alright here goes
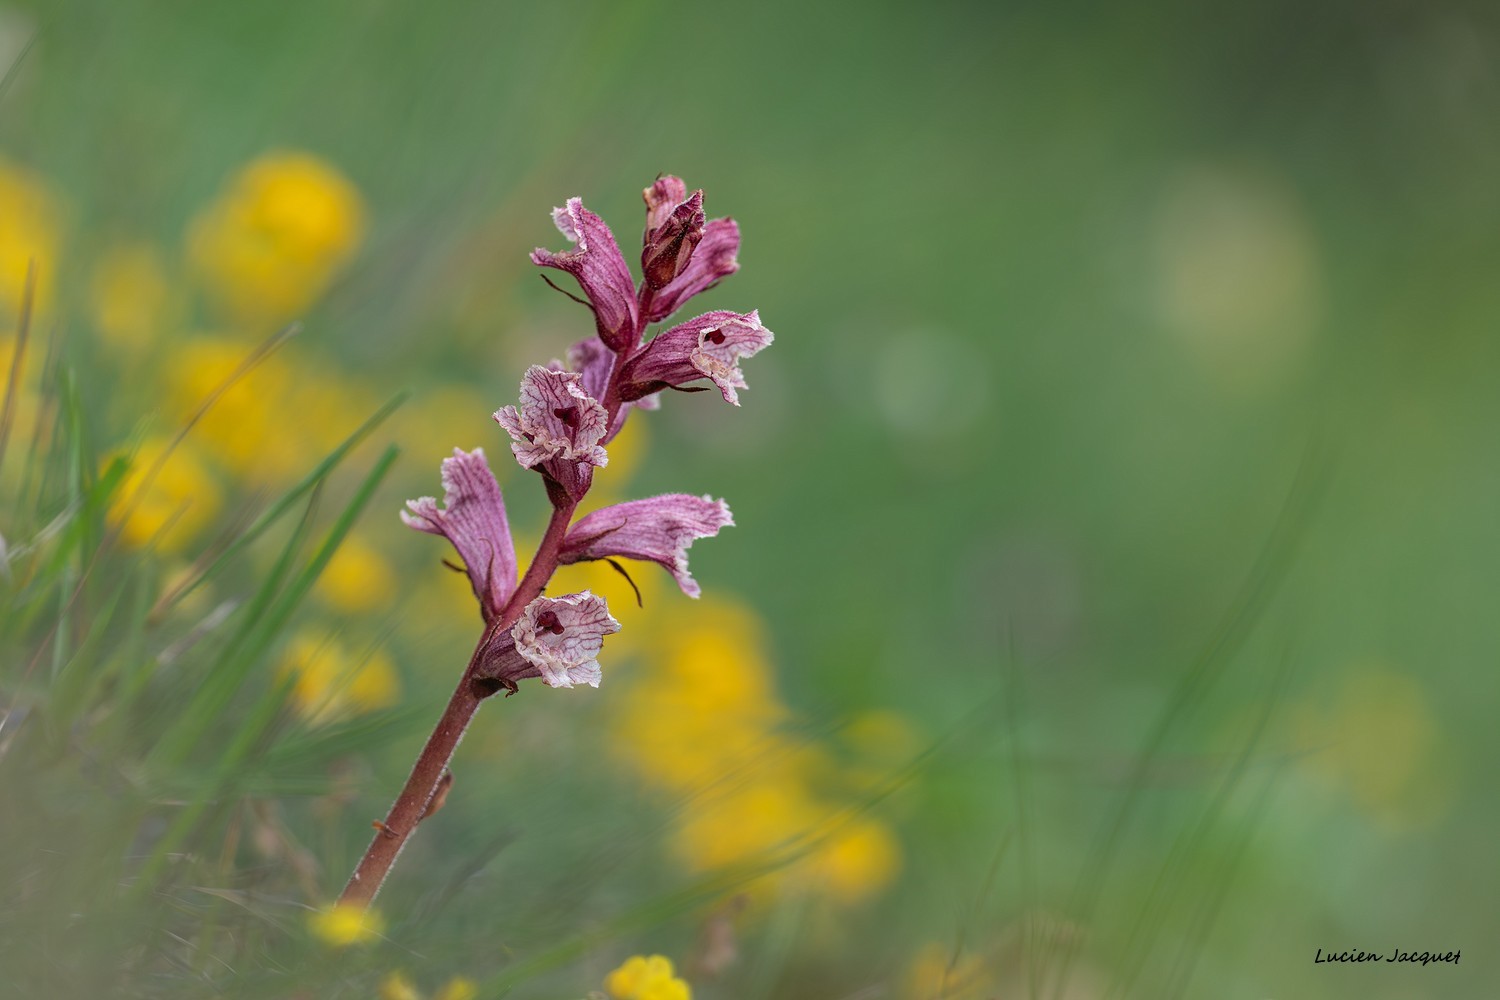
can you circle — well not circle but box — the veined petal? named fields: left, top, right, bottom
left=567, top=336, right=659, bottom=442
left=617, top=310, right=773, bottom=406
left=531, top=197, right=640, bottom=352
left=494, top=365, right=610, bottom=469
left=566, top=337, right=615, bottom=404
left=511, top=592, right=621, bottom=688
left=560, top=493, right=733, bottom=598
left=646, top=217, right=740, bottom=323
left=401, top=448, right=517, bottom=621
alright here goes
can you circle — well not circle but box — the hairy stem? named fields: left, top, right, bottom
left=338, top=500, right=577, bottom=907
left=340, top=276, right=651, bottom=906
left=337, top=650, right=485, bottom=907
left=499, top=500, right=577, bottom=624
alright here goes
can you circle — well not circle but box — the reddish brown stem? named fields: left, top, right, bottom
left=338, top=501, right=577, bottom=907
left=499, top=501, right=577, bottom=624
left=340, top=273, right=655, bottom=907
left=338, top=656, right=483, bottom=907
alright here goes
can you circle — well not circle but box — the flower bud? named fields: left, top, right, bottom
left=641, top=189, right=705, bottom=291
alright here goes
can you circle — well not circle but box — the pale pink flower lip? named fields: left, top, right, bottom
left=494, top=365, right=610, bottom=470
left=401, top=447, right=517, bottom=623
left=560, top=494, right=734, bottom=599
left=532, top=197, right=640, bottom=352
left=616, top=310, right=773, bottom=406
left=509, top=592, right=620, bottom=688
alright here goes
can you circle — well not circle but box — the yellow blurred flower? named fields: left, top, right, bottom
left=109, top=436, right=223, bottom=553
left=604, top=954, right=691, bottom=1000
left=161, top=334, right=371, bottom=483
left=308, top=902, right=383, bottom=947
left=379, top=972, right=423, bottom=1000
left=315, top=531, right=397, bottom=614
left=162, top=335, right=299, bottom=479
left=188, top=150, right=365, bottom=324
left=813, top=817, right=902, bottom=905
left=1152, top=164, right=1321, bottom=390
left=278, top=630, right=400, bottom=726
left=433, top=978, right=477, bottom=1000
left=90, top=242, right=175, bottom=352
left=379, top=973, right=476, bottom=1000
left=1294, top=664, right=1457, bottom=831
left=0, top=156, right=62, bottom=315
left=674, top=779, right=820, bottom=878
left=611, top=599, right=784, bottom=790
left=609, top=593, right=903, bottom=905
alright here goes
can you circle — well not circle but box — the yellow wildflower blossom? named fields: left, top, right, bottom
left=308, top=902, right=383, bottom=947
left=608, top=592, right=903, bottom=905
left=90, top=242, right=175, bottom=352
left=0, top=156, right=62, bottom=314
left=673, top=779, right=820, bottom=879
left=379, top=973, right=475, bottom=1000
left=604, top=954, right=691, bottom=1000
left=379, top=972, right=423, bottom=1000
left=188, top=151, right=365, bottom=324
left=1294, top=664, right=1457, bottom=831
left=433, top=978, right=477, bottom=1000
left=813, top=817, right=902, bottom=905
left=161, top=334, right=368, bottom=483
left=315, top=531, right=397, bottom=614
left=109, top=436, right=223, bottom=554
left=162, top=335, right=298, bottom=479
left=278, top=631, right=400, bottom=726
left=611, top=597, right=784, bottom=788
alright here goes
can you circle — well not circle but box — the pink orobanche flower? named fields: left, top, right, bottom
left=560, top=494, right=734, bottom=599
left=532, top=198, right=640, bottom=352
left=344, top=174, right=769, bottom=910
left=471, top=593, right=622, bottom=691
left=616, top=310, right=774, bottom=405
left=402, top=456, right=618, bottom=691
left=494, top=365, right=611, bottom=468
left=401, top=448, right=517, bottom=623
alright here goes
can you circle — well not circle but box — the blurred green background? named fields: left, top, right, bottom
left=1, top=0, right=1497, bottom=997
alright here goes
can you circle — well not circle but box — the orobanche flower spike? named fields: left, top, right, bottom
left=340, top=176, right=772, bottom=908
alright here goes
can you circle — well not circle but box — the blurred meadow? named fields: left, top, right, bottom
left=1, top=1, right=1498, bottom=997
